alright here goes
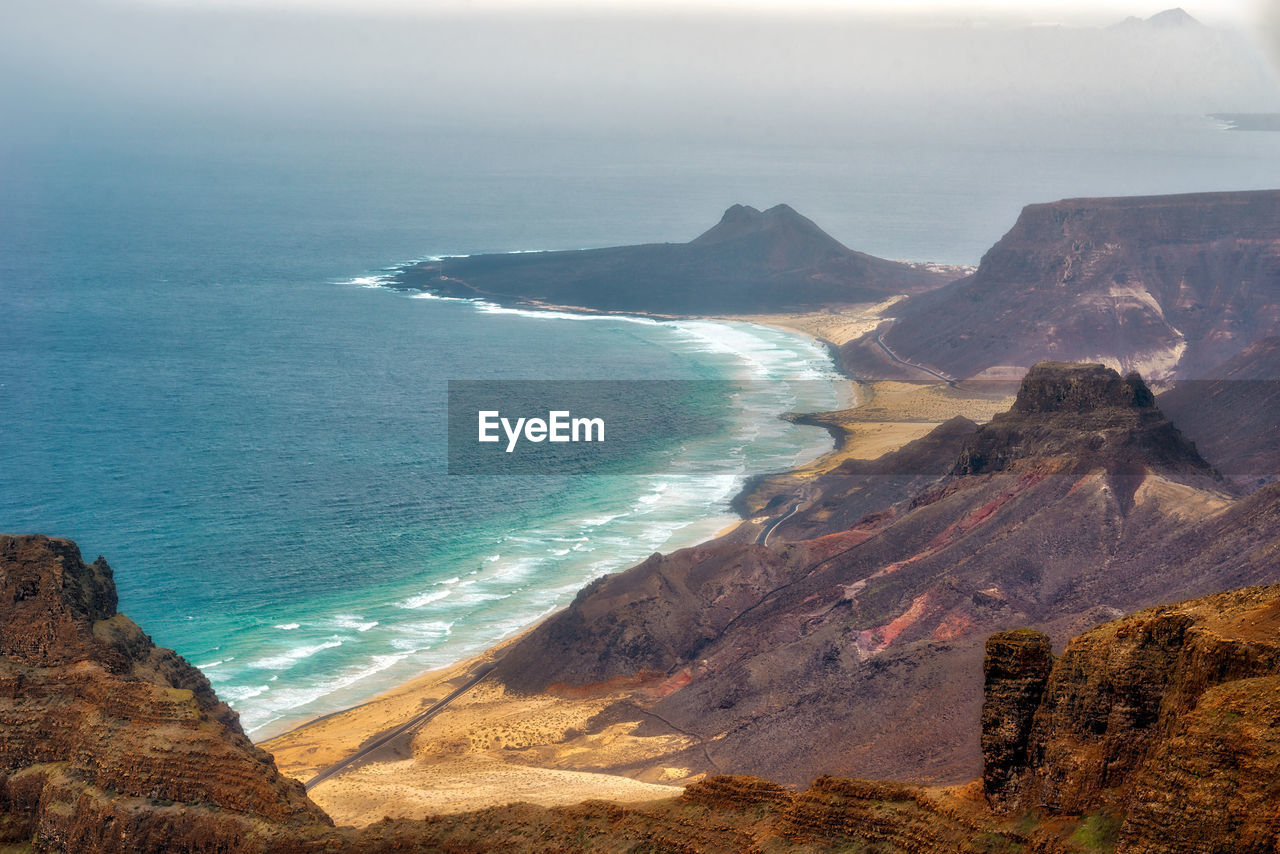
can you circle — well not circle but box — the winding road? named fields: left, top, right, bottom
left=758, top=498, right=803, bottom=546
left=874, top=328, right=957, bottom=385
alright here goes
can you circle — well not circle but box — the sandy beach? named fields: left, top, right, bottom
left=263, top=633, right=693, bottom=824
left=262, top=300, right=1014, bottom=824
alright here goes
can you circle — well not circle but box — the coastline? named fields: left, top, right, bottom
left=229, top=288, right=849, bottom=741
left=261, top=295, right=1016, bottom=822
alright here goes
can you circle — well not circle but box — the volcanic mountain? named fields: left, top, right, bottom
left=395, top=204, right=955, bottom=314
left=493, top=363, right=1280, bottom=785
left=841, top=189, right=1280, bottom=382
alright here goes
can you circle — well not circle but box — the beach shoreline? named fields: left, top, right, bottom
left=261, top=298, right=1015, bottom=823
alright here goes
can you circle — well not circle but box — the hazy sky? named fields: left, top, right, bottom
left=134, top=0, right=1257, bottom=25
left=3, top=0, right=1277, bottom=148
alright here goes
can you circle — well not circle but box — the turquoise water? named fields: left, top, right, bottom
left=3, top=113, right=1277, bottom=736
left=0, top=146, right=848, bottom=735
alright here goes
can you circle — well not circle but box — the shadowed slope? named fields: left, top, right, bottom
left=1159, top=336, right=1280, bottom=490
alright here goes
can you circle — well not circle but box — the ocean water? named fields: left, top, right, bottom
left=2, top=113, right=1277, bottom=737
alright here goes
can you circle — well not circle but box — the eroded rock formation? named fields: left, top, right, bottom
left=983, top=584, right=1280, bottom=853
left=0, top=535, right=329, bottom=851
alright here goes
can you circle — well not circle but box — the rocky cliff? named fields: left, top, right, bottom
left=982, top=584, right=1280, bottom=853
left=953, top=362, right=1214, bottom=485
left=0, top=535, right=331, bottom=851
left=842, top=189, right=1280, bottom=381
left=396, top=203, right=954, bottom=314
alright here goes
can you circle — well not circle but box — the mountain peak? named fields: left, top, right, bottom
left=1147, top=7, right=1200, bottom=27
left=1011, top=362, right=1154, bottom=416
left=954, top=362, right=1212, bottom=479
left=690, top=202, right=850, bottom=253
left=1111, top=7, right=1203, bottom=31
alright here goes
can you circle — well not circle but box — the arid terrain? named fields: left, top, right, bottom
left=4, top=532, right=1279, bottom=852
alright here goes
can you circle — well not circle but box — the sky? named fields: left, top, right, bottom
left=135, top=0, right=1257, bottom=25
left=2, top=0, right=1276, bottom=149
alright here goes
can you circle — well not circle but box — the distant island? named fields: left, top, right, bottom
left=1210, top=112, right=1280, bottom=132
left=396, top=203, right=961, bottom=315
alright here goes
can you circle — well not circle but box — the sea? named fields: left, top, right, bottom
left=2, top=113, right=1277, bottom=738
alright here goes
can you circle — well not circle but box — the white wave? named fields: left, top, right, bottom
left=388, top=620, right=455, bottom=650
left=195, top=659, right=223, bottom=669
left=454, top=590, right=512, bottom=606
left=344, top=275, right=392, bottom=289
left=247, top=637, right=345, bottom=671
left=274, top=623, right=300, bottom=630
left=240, top=650, right=420, bottom=735
left=579, top=514, right=622, bottom=527
left=333, top=615, right=380, bottom=632
left=409, top=291, right=480, bottom=304
left=471, top=301, right=660, bottom=325
left=222, top=683, right=272, bottom=702
left=397, top=589, right=452, bottom=609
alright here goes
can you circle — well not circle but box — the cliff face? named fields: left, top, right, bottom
left=495, top=363, right=1268, bottom=785
left=982, top=584, right=1280, bottom=853
left=980, top=629, right=1053, bottom=812
left=843, top=189, right=1280, bottom=381
left=0, top=535, right=330, bottom=851
left=396, top=203, right=954, bottom=314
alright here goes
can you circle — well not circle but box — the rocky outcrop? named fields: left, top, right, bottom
left=681, top=774, right=793, bottom=810
left=842, top=189, right=1280, bottom=381
left=396, top=203, right=954, bottom=314
left=777, top=777, right=1025, bottom=852
left=1120, top=676, right=1280, bottom=853
left=0, top=535, right=330, bottom=851
left=983, top=584, right=1280, bottom=853
left=953, top=362, right=1215, bottom=486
